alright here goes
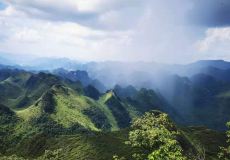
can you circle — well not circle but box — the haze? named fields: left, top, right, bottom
left=0, top=0, right=230, bottom=64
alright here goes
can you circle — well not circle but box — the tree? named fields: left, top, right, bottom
left=218, top=122, right=230, bottom=160
left=115, top=111, right=187, bottom=160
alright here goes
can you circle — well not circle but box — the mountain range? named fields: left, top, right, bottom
left=1, top=56, right=230, bottom=130
left=1, top=57, right=230, bottom=159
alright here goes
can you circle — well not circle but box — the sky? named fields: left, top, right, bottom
left=0, top=0, right=230, bottom=64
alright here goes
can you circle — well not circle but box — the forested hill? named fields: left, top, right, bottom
left=0, top=65, right=229, bottom=159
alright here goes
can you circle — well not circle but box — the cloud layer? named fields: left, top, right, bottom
left=0, top=0, right=230, bottom=63
left=188, top=0, right=230, bottom=27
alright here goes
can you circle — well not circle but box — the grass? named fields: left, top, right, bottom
left=44, top=130, right=133, bottom=160
left=16, top=105, right=41, bottom=122
left=52, top=87, right=121, bottom=131
left=181, top=126, right=227, bottom=160
left=52, top=93, right=98, bottom=130
left=13, top=129, right=134, bottom=160
left=98, top=91, right=114, bottom=104
left=95, top=102, right=119, bottom=131
left=2, top=87, right=133, bottom=159
left=15, top=86, right=121, bottom=132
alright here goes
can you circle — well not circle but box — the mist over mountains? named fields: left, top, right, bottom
left=1, top=54, right=230, bottom=159
left=1, top=54, right=230, bottom=130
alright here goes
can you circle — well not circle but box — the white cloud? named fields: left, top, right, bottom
left=192, top=27, right=230, bottom=61
left=1, top=0, right=228, bottom=63
left=4, top=0, right=99, bottom=13
left=0, top=1, right=139, bottom=61
left=0, top=4, right=26, bottom=17
left=196, top=27, right=230, bottom=52
left=0, top=6, right=133, bottom=61
left=2, top=0, right=140, bottom=24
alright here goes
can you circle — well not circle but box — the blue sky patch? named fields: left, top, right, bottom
left=0, top=2, right=7, bottom=10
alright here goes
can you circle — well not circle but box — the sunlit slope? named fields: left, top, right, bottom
left=3, top=110, right=226, bottom=160
left=0, top=71, right=62, bottom=109
left=0, top=69, right=182, bottom=132
left=16, top=85, right=120, bottom=131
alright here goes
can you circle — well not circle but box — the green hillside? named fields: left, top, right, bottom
left=0, top=69, right=228, bottom=159
left=15, top=86, right=120, bottom=132
left=182, top=127, right=227, bottom=160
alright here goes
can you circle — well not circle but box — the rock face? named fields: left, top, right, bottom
left=53, top=69, right=106, bottom=92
